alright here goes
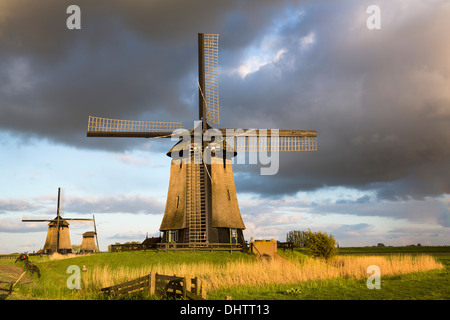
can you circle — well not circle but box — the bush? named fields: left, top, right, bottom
left=303, top=229, right=338, bottom=260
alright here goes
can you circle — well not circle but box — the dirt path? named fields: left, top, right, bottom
left=0, top=264, right=33, bottom=300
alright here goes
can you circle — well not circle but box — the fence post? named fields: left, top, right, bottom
left=193, top=277, right=198, bottom=295
left=201, top=284, right=207, bottom=299
left=183, top=276, right=191, bottom=299
left=148, top=272, right=156, bottom=296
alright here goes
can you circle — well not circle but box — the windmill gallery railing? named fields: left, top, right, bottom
left=110, top=243, right=156, bottom=252
left=157, top=242, right=245, bottom=252
left=101, top=272, right=207, bottom=300
left=110, top=242, right=246, bottom=252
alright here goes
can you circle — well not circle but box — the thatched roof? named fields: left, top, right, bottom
left=142, top=236, right=162, bottom=245
left=166, top=139, right=237, bottom=159
left=82, top=231, right=96, bottom=237
left=48, top=216, right=69, bottom=227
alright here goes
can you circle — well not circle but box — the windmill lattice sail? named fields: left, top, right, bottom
left=228, top=135, right=317, bottom=152
left=202, top=34, right=220, bottom=125
left=214, top=129, right=317, bottom=152
left=87, top=116, right=183, bottom=137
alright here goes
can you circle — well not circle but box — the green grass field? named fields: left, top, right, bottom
left=208, top=247, right=450, bottom=300
left=209, top=254, right=450, bottom=300
left=1, top=246, right=449, bottom=300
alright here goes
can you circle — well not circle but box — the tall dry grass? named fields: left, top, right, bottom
left=82, top=254, right=443, bottom=292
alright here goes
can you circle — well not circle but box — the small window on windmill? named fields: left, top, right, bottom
left=176, top=196, right=180, bottom=209
left=227, top=190, right=231, bottom=201
left=167, top=230, right=178, bottom=242
left=230, top=229, right=237, bottom=244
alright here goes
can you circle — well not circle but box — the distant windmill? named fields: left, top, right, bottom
left=87, top=33, right=317, bottom=248
left=78, top=215, right=100, bottom=253
left=22, top=188, right=97, bottom=254
left=80, top=231, right=98, bottom=253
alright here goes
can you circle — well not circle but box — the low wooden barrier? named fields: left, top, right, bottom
left=110, top=244, right=156, bottom=252
left=156, top=242, right=244, bottom=253
left=277, top=242, right=294, bottom=251
left=0, top=255, right=20, bottom=260
left=101, top=272, right=207, bottom=300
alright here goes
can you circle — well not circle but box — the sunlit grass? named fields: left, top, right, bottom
left=6, top=249, right=445, bottom=300
left=82, top=251, right=443, bottom=294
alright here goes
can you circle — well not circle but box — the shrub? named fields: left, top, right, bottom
left=303, top=229, right=338, bottom=260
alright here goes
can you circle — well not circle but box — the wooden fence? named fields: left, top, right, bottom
left=110, top=242, right=246, bottom=253
left=110, top=244, right=156, bottom=252
left=156, top=242, right=245, bottom=253
left=0, top=255, right=20, bottom=260
left=277, top=242, right=294, bottom=251
left=100, top=272, right=207, bottom=300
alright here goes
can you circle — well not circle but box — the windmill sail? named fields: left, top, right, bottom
left=59, top=188, right=65, bottom=217
left=220, top=129, right=317, bottom=152
left=87, top=116, right=183, bottom=138
left=200, top=34, right=220, bottom=125
left=230, top=135, right=318, bottom=152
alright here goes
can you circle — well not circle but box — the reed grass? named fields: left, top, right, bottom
left=82, top=252, right=443, bottom=293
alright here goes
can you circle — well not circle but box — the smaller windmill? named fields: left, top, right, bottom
left=80, top=231, right=98, bottom=253
left=22, top=188, right=97, bottom=254
left=80, top=215, right=100, bottom=253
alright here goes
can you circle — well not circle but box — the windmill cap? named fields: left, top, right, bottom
left=48, top=216, right=70, bottom=226
left=166, top=139, right=237, bottom=159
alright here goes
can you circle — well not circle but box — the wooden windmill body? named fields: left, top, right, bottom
left=87, top=34, right=317, bottom=248
left=80, top=231, right=98, bottom=253
left=43, top=216, right=72, bottom=254
left=23, top=188, right=97, bottom=254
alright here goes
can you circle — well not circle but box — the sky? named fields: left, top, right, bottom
left=1, top=0, right=449, bottom=253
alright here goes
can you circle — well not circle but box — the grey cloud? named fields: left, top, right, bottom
left=226, top=1, right=450, bottom=200
left=107, top=231, right=147, bottom=241
left=0, top=217, right=47, bottom=233
left=0, top=198, right=39, bottom=213
left=0, top=0, right=294, bottom=151
left=336, top=195, right=372, bottom=205
left=0, top=193, right=165, bottom=219
left=335, top=223, right=372, bottom=233
left=65, top=194, right=165, bottom=214
left=1, top=0, right=449, bottom=202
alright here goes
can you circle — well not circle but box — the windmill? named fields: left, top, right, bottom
left=22, top=188, right=97, bottom=254
left=78, top=215, right=100, bottom=253
left=87, top=33, right=317, bottom=248
left=80, top=231, right=98, bottom=253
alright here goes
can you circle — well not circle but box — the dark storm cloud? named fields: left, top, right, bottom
left=1, top=0, right=449, bottom=200
left=226, top=1, right=450, bottom=200
left=0, top=0, right=293, bottom=151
